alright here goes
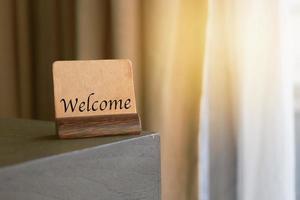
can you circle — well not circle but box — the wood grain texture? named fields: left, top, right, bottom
left=56, top=113, right=141, bottom=139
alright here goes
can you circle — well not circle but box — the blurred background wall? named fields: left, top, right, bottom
left=0, top=0, right=207, bottom=199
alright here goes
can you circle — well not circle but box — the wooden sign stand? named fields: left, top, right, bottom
left=53, top=60, right=142, bottom=139
left=56, top=114, right=141, bottom=139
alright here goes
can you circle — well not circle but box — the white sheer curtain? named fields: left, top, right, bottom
left=200, top=0, right=295, bottom=199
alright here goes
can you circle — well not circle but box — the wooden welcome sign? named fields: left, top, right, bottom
left=52, top=59, right=141, bottom=139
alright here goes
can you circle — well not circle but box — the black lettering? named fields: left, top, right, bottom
left=79, top=102, right=86, bottom=112
left=100, top=100, right=107, bottom=111
left=124, top=98, right=131, bottom=109
left=87, top=93, right=95, bottom=112
left=60, top=98, right=78, bottom=112
left=59, top=94, right=133, bottom=113
left=108, top=99, right=123, bottom=110
left=92, top=100, right=98, bottom=111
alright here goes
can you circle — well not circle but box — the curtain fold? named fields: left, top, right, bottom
left=201, top=0, right=295, bottom=199
left=31, top=0, right=71, bottom=120
left=0, top=0, right=19, bottom=117
left=142, top=0, right=207, bottom=199
left=15, top=0, right=33, bottom=118
left=76, top=0, right=110, bottom=59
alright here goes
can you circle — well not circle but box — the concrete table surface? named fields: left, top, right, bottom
left=0, top=118, right=160, bottom=200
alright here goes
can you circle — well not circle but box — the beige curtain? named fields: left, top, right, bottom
left=0, top=0, right=207, bottom=199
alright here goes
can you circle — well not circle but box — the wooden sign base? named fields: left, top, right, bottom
left=56, top=113, right=141, bottom=139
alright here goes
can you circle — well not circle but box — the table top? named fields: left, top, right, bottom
left=0, top=118, right=153, bottom=168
